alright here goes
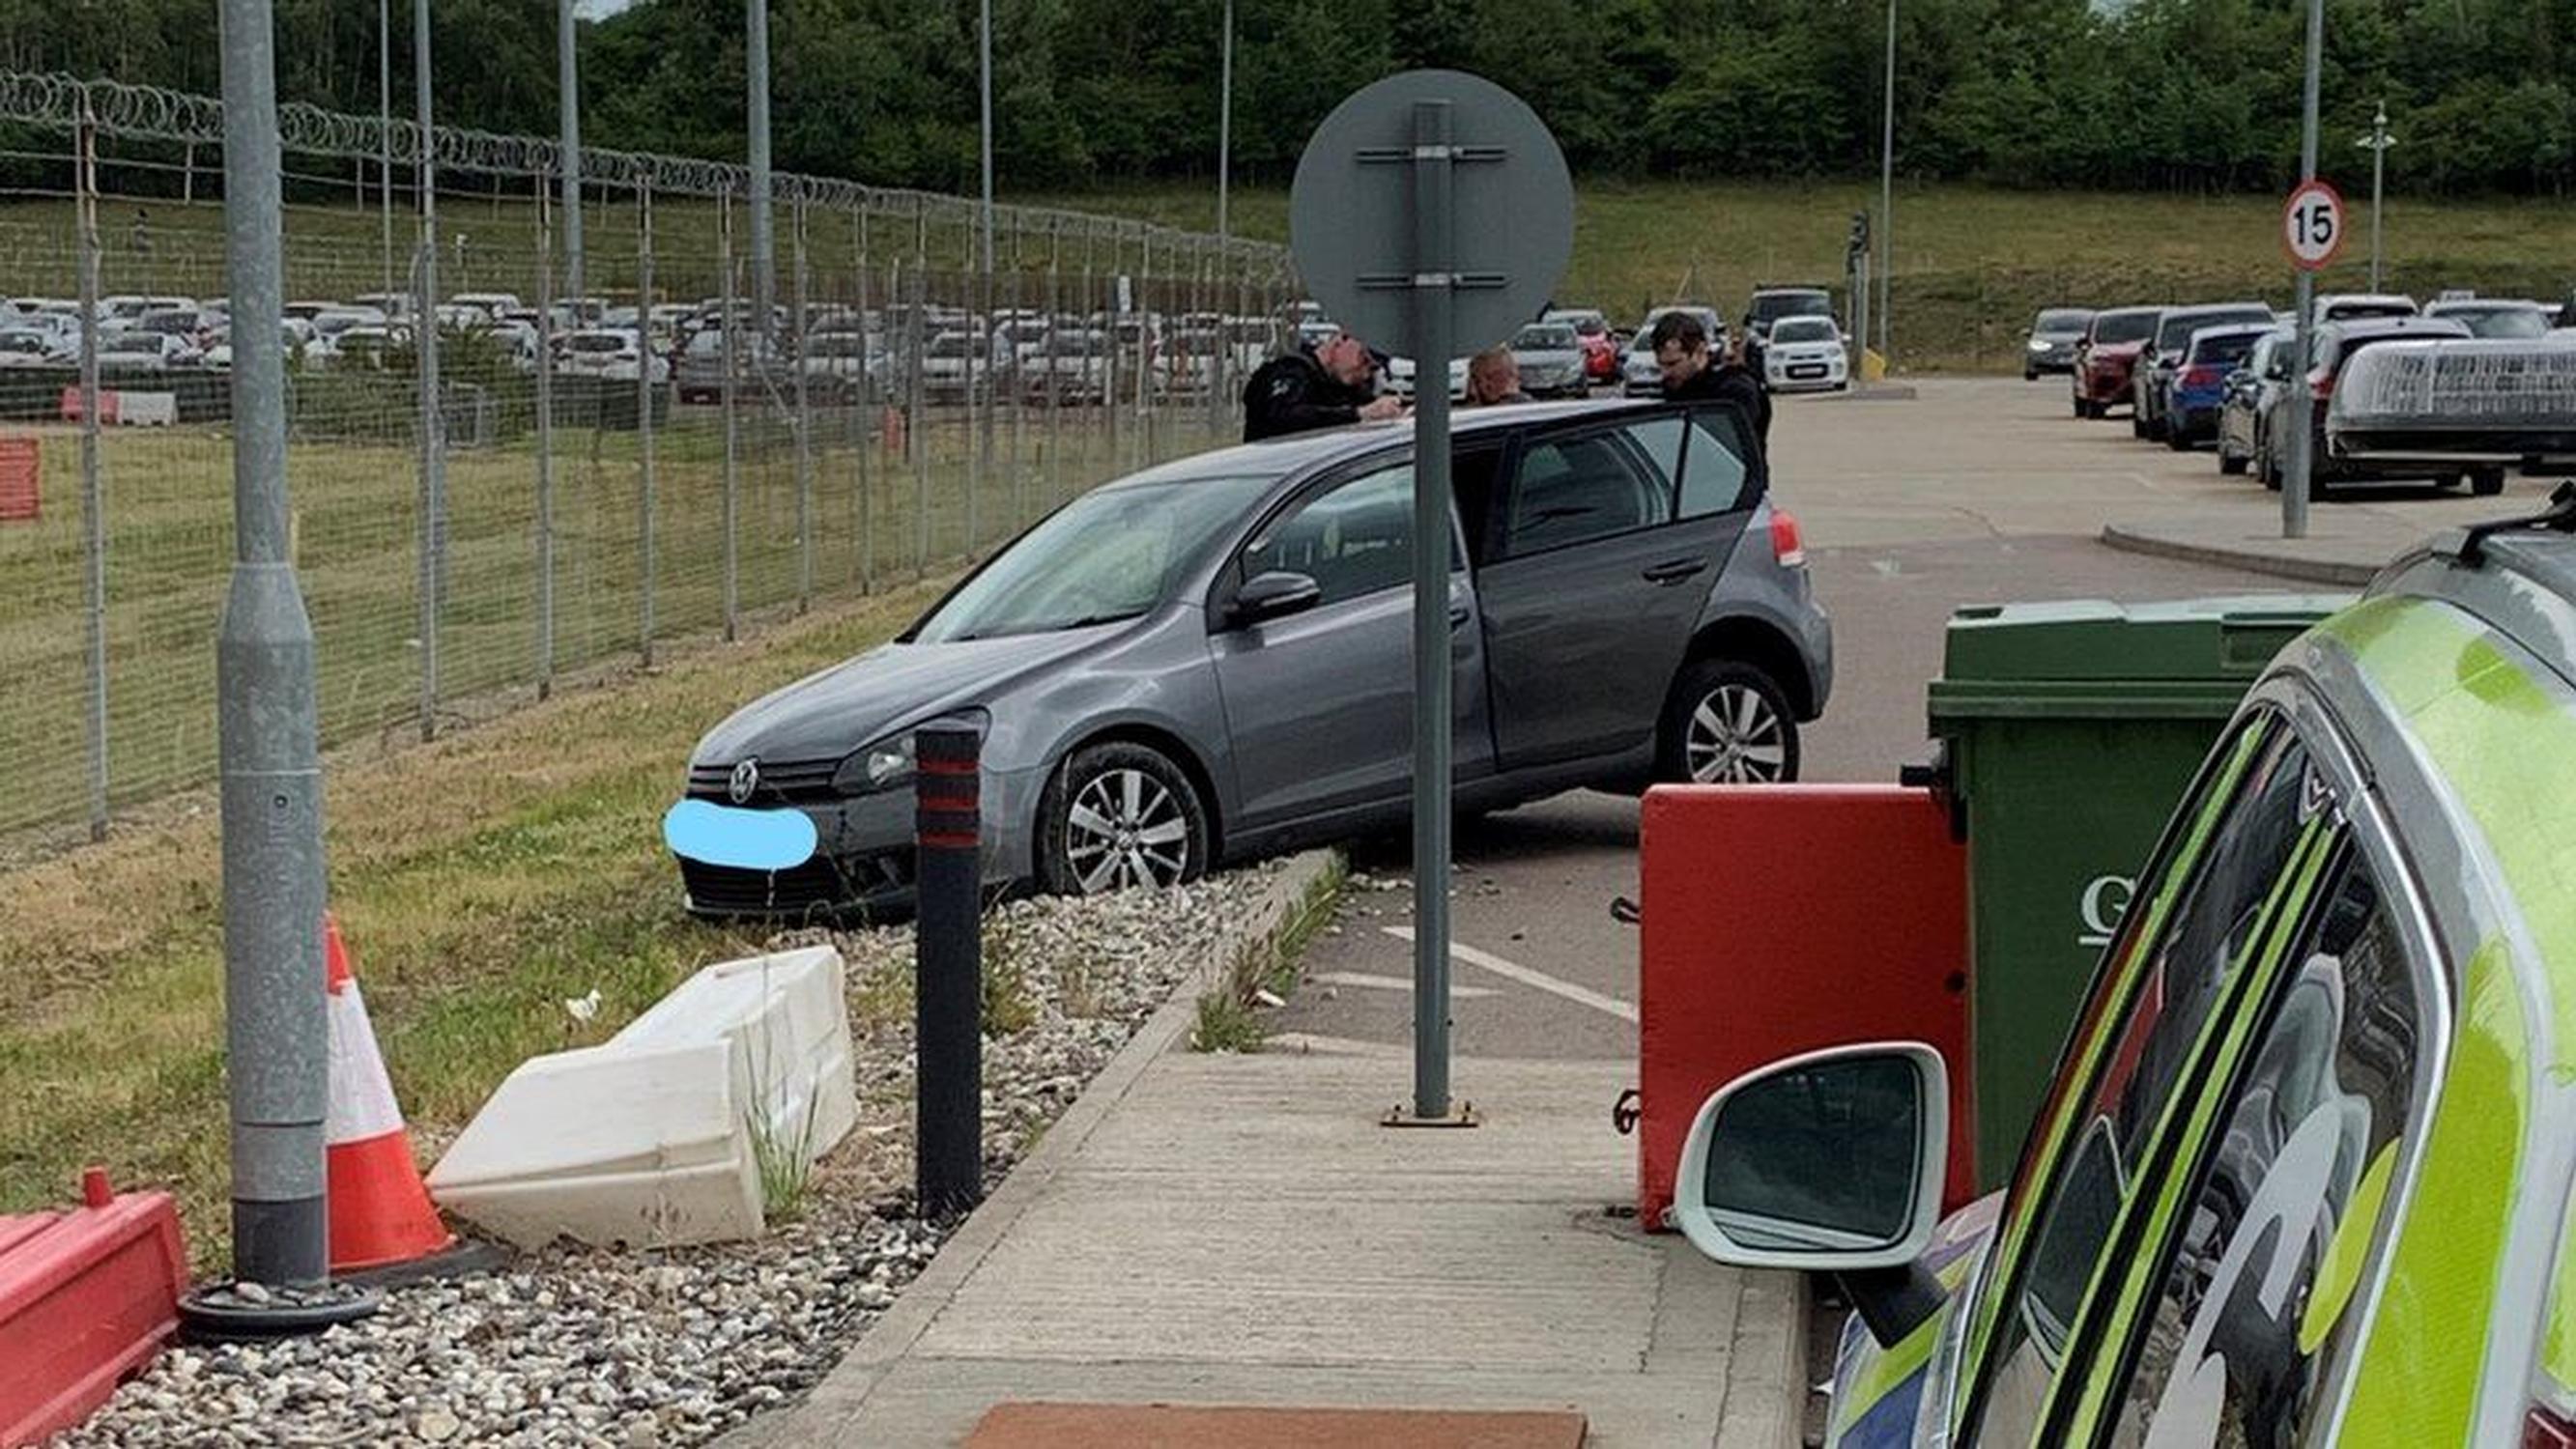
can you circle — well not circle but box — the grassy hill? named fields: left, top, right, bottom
left=1039, top=179, right=2576, bottom=372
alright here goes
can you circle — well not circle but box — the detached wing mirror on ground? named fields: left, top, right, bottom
left=1674, top=1041, right=1950, bottom=1348
left=1230, top=570, right=1324, bottom=627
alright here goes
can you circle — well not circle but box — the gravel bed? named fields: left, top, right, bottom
left=54, top=866, right=1289, bottom=1449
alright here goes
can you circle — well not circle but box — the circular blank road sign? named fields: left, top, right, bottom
left=1289, top=69, right=1574, bottom=360
left=2282, top=178, right=2348, bottom=271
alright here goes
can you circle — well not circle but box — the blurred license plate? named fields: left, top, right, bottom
left=1789, top=364, right=1826, bottom=380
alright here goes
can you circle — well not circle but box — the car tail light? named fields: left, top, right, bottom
left=1769, top=509, right=1807, bottom=569
left=2525, top=1406, right=2576, bottom=1448
left=2182, top=365, right=2222, bottom=389
left=2312, top=371, right=2335, bottom=403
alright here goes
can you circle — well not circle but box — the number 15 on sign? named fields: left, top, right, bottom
left=2282, top=179, right=2347, bottom=270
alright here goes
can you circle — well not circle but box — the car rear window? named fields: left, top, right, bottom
left=2187, top=331, right=2262, bottom=366
left=2093, top=311, right=2159, bottom=345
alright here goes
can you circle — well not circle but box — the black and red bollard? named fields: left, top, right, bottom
left=913, top=721, right=984, bottom=1219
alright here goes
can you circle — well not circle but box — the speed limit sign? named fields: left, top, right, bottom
left=2282, top=179, right=2347, bottom=270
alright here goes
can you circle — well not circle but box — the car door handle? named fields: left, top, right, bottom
left=1448, top=603, right=1472, bottom=629
left=1642, top=558, right=1707, bottom=585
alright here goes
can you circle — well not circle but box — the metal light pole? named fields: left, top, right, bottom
left=2358, top=101, right=2396, bottom=293
left=980, top=0, right=995, bottom=274
left=746, top=0, right=775, bottom=336
left=1876, top=0, right=1896, bottom=366
left=2284, top=0, right=2325, bottom=541
left=1216, top=0, right=1233, bottom=244
left=558, top=0, right=584, bottom=304
left=200, top=0, right=373, bottom=1331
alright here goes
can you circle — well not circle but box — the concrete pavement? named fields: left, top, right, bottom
left=744, top=864, right=1803, bottom=1447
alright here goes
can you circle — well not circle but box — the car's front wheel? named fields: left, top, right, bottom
left=1037, top=741, right=1210, bottom=896
left=1659, top=660, right=1800, bottom=785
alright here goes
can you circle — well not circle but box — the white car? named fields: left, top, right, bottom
left=1384, top=354, right=1467, bottom=402
left=203, top=321, right=317, bottom=371
left=450, top=292, right=524, bottom=325
left=557, top=328, right=670, bottom=384
left=1507, top=322, right=1589, bottom=398
left=0, top=328, right=65, bottom=367
left=98, top=331, right=195, bottom=371
left=1761, top=316, right=1850, bottom=392
left=799, top=329, right=886, bottom=399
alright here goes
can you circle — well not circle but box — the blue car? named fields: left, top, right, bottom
left=2161, top=322, right=2272, bottom=451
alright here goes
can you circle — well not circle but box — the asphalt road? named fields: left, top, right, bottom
left=1267, top=375, right=2341, bottom=1065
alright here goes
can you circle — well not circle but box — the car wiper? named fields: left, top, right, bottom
left=942, top=611, right=1145, bottom=643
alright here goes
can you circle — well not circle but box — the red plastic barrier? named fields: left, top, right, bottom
left=1637, top=784, right=1973, bottom=1230
left=0, top=438, right=36, bottom=524
left=56, top=388, right=118, bottom=426
left=0, top=1169, right=186, bottom=1446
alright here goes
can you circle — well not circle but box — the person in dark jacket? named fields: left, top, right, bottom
left=1649, top=311, right=1770, bottom=450
left=1243, top=330, right=1405, bottom=441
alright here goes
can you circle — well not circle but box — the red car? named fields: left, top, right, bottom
left=1546, top=308, right=1620, bottom=384
left=2072, top=305, right=2161, bottom=418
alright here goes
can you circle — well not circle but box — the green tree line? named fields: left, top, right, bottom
left=5, top=0, right=2575, bottom=196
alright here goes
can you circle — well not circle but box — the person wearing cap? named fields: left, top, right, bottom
left=1243, top=329, right=1405, bottom=441
left=1465, top=345, right=1529, bottom=406
left=1650, top=311, right=1770, bottom=450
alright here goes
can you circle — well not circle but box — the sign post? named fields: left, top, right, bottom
left=2280, top=173, right=2344, bottom=541
left=1289, top=71, right=1572, bottom=1125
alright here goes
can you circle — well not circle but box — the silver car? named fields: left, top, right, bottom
left=674, top=398, right=1834, bottom=916
left=1508, top=322, right=1588, bottom=398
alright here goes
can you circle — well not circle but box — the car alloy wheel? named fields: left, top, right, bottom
left=1685, top=683, right=1790, bottom=783
left=1040, top=741, right=1210, bottom=897
left=1066, top=769, right=1188, bottom=893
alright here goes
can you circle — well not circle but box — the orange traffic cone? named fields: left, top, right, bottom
left=323, top=915, right=455, bottom=1273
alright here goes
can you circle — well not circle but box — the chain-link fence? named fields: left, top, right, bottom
left=0, top=72, right=1295, bottom=845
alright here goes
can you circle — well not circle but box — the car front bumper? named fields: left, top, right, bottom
left=674, top=763, right=1045, bottom=919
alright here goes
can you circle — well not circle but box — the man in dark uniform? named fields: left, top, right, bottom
left=1649, top=311, right=1771, bottom=451
left=1243, top=329, right=1406, bottom=441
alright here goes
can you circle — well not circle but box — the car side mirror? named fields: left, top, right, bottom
left=1230, top=570, right=1322, bottom=627
left=1676, top=1041, right=1949, bottom=1347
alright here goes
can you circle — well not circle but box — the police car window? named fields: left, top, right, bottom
left=1499, top=430, right=1672, bottom=557
left=1678, top=412, right=1754, bottom=519
left=2108, top=850, right=2419, bottom=1449
left=1974, top=732, right=2317, bottom=1444
left=1240, top=462, right=1437, bottom=607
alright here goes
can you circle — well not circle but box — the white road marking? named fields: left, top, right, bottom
left=1381, top=926, right=1639, bottom=1024
left=1311, top=970, right=1497, bottom=999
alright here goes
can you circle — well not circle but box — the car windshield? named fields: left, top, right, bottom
left=2158, top=308, right=2269, bottom=353
left=0, top=332, right=45, bottom=353
left=1751, top=292, right=1830, bottom=323
left=1771, top=318, right=1839, bottom=344
left=1047, top=330, right=1107, bottom=355
left=570, top=334, right=626, bottom=354
left=911, top=472, right=1280, bottom=643
left=2036, top=308, right=2093, bottom=332
left=1550, top=312, right=1607, bottom=335
left=1515, top=325, right=1577, bottom=350
left=929, top=332, right=977, bottom=358
left=2093, top=311, right=2159, bottom=345
left=2328, top=301, right=2415, bottom=321
left=809, top=333, right=870, bottom=355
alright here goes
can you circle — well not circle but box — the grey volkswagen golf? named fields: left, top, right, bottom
left=673, top=398, right=1832, bottom=917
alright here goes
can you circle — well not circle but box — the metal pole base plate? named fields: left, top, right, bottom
left=1382, top=1102, right=1481, bottom=1128
left=178, top=1278, right=380, bottom=1342
left=334, top=1236, right=513, bottom=1292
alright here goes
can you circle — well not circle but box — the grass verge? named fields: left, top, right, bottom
left=1188, top=852, right=1345, bottom=1054
left=0, top=575, right=953, bottom=1271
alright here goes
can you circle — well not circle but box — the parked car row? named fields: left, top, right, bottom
left=2043, top=293, right=2576, bottom=499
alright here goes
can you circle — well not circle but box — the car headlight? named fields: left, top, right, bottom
left=2028, top=338, right=2049, bottom=352
left=830, top=709, right=988, bottom=797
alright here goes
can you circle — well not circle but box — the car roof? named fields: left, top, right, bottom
left=2327, top=316, right=2471, bottom=344
left=2163, top=303, right=2269, bottom=321
left=1104, top=398, right=1689, bottom=487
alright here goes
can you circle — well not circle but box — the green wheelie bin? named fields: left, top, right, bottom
left=1915, top=595, right=2346, bottom=1188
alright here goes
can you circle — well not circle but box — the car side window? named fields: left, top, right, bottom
left=1497, top=427, right=1672, bottom=559
left=1678, top=412, right=1755, bottom=519
left=2104, top=847, right=2421, bottom=1449
left=1238, top=462, right=1417, bottom=607
left=1970, top=730, right=2320, bottom=1444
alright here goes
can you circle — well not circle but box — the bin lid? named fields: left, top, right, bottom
left=1931, top=595, right=2352, bottom=718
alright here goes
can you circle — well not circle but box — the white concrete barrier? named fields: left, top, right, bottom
left=114, top=392, right=177, bottom=426
left=425, top=945, right=859, bottom=1249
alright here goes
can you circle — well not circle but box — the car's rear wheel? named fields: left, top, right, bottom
left=2472, top=467, right=2507, bottom=497
left=1659, top=660, right=1800, bottom=785
left=2218, top=448, right=2248, bottom=476
left=1038, top=742, right=1210, bottom=896
left=2072, top=393, right=2088, bottom=418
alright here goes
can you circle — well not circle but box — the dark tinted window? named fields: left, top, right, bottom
left=2159, top=308, right=2272, bottom=354
left=2187, top=331, right=2263, bottom=367
left=2110, top=850, right=2420, bottom=1447
left=2093, top=311, right=2161, bottom=346
left=2037, top=309, right=2095, bottom=332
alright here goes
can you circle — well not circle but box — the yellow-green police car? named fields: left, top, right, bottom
left=1673, top=495, right=2576, bottom=1448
